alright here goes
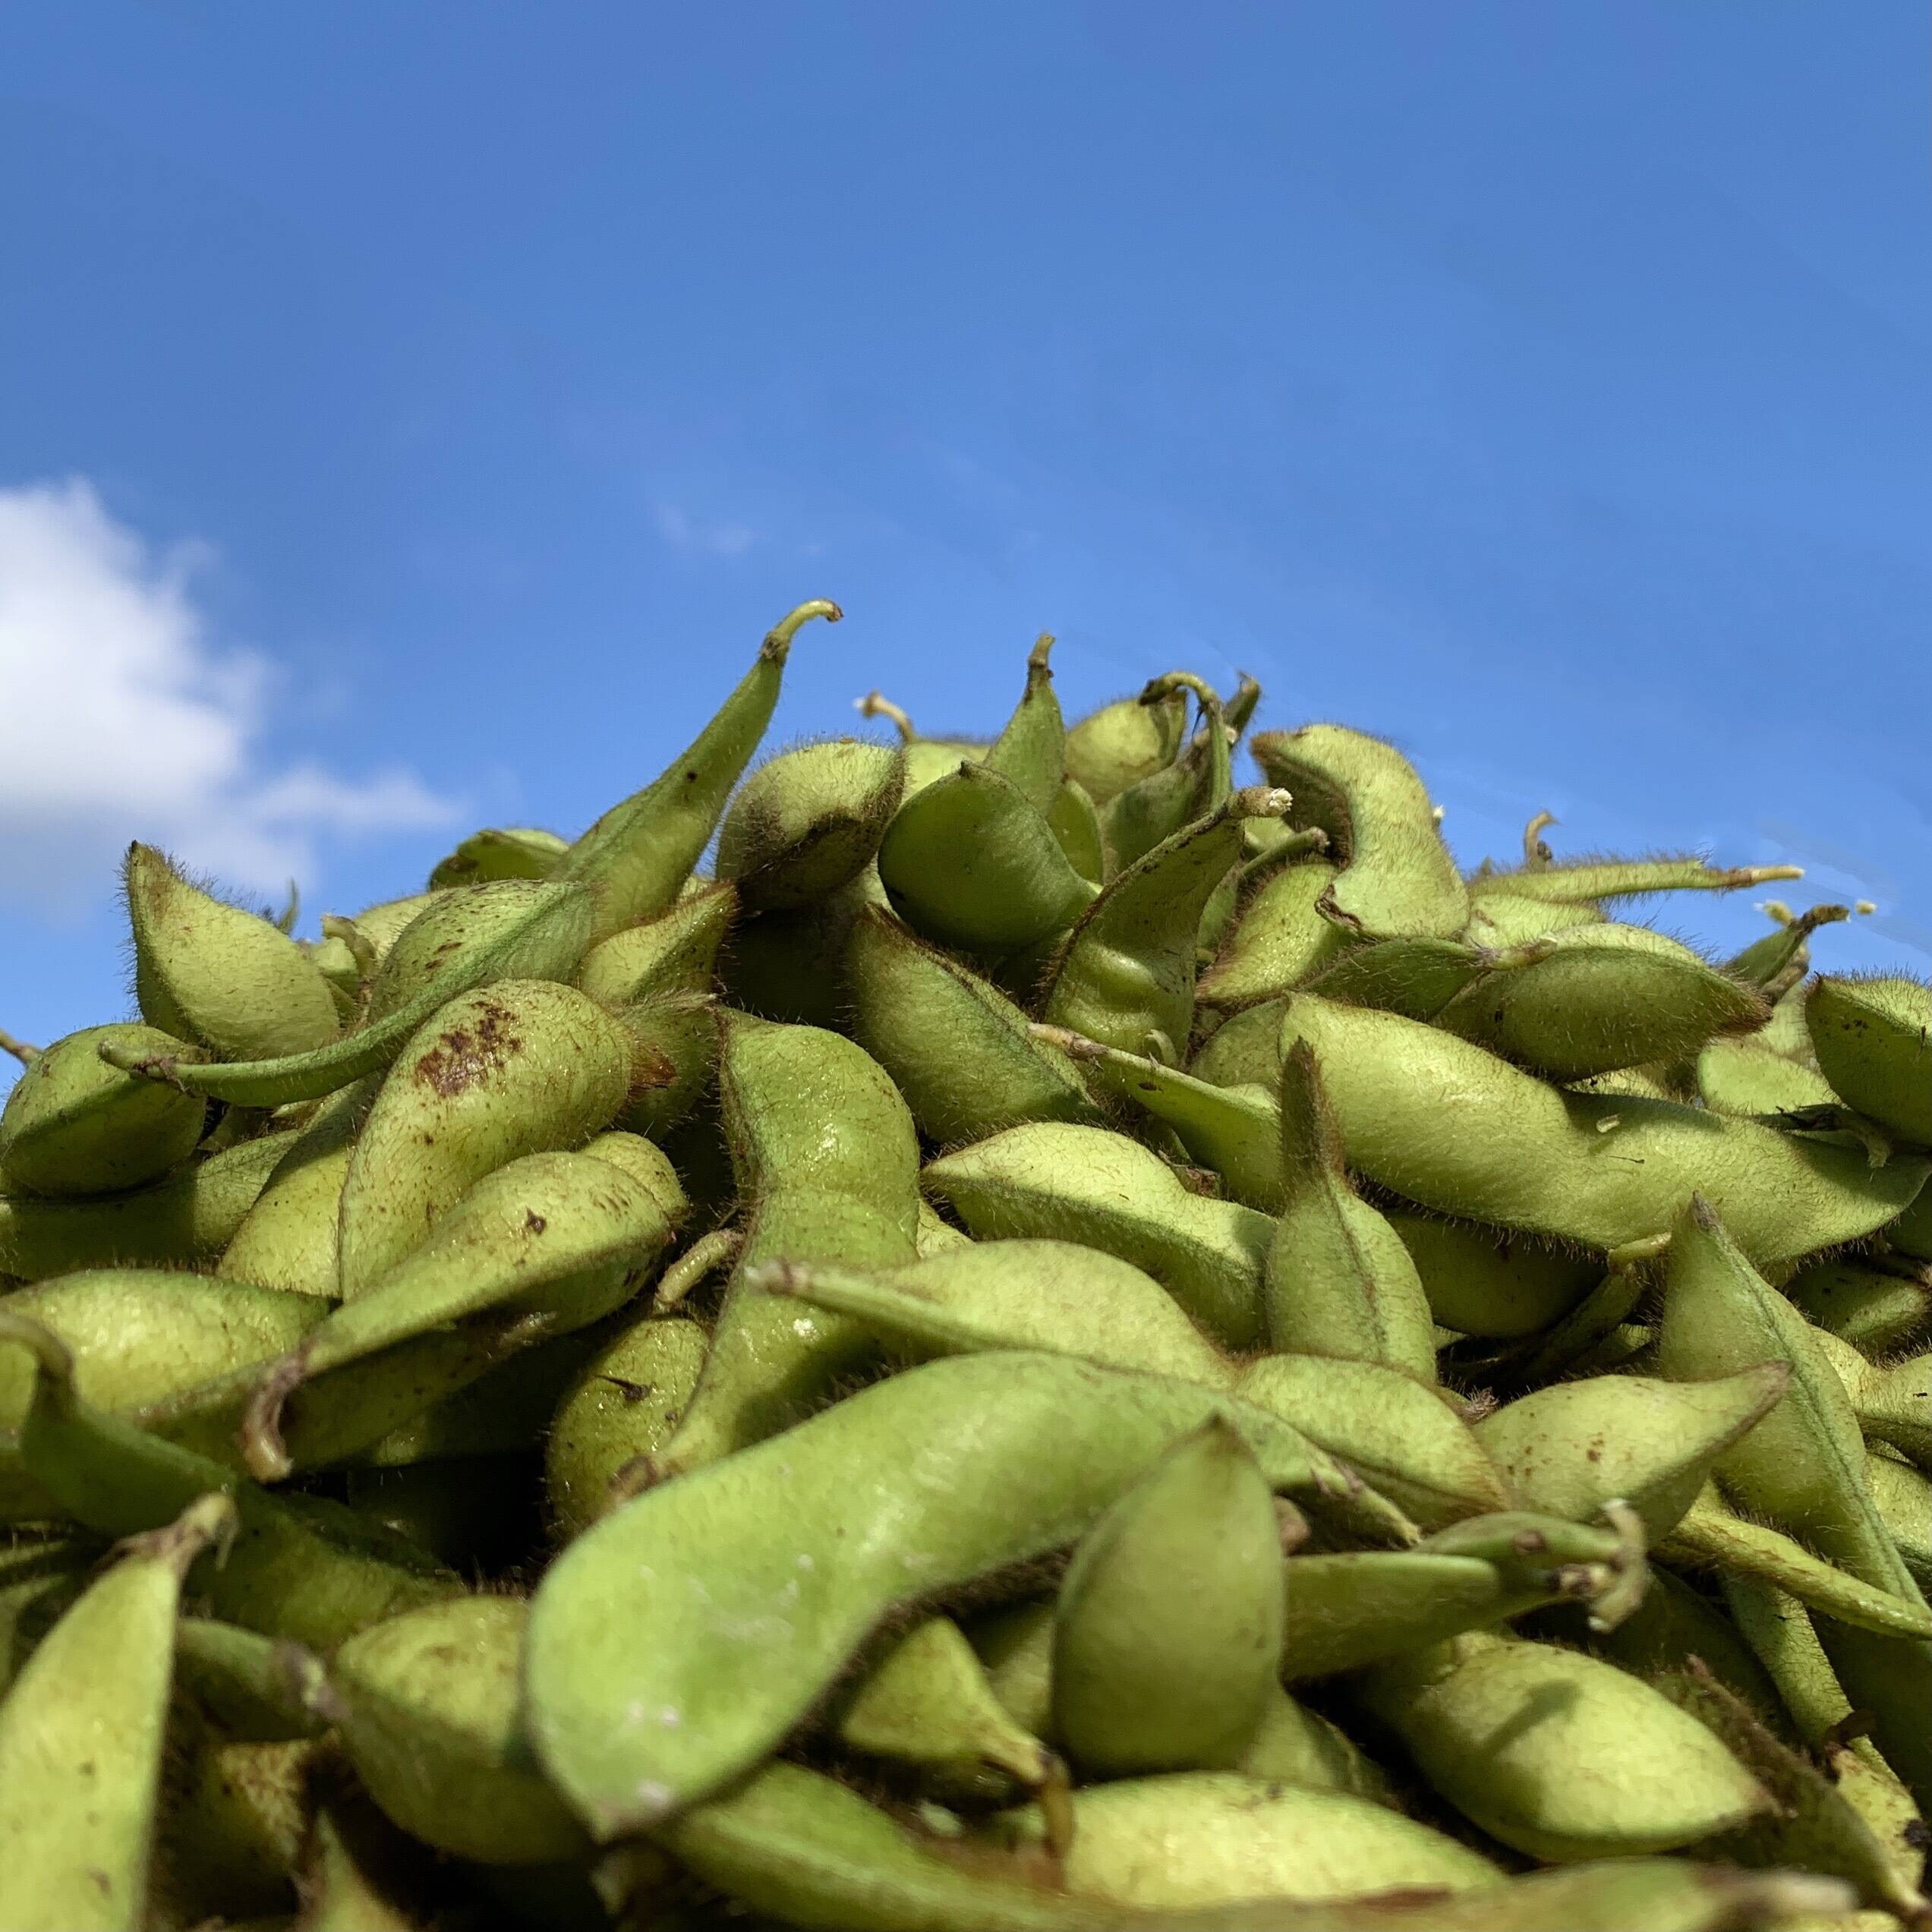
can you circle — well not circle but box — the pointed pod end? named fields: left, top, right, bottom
left=761, top=598, right=843, bottom=661
left=240, top=1353, right=309, bottom=1483
left=0, top=1309, right=76, bottom=1388
left=96, top=1037, right=181, bottom=1086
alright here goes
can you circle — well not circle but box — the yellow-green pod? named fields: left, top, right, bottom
left=217, top=1077, right=373, bottom=1298
left=1064, top=683, right=1188, bottom=807
left=1464, top=890, right=1605, bottom=946
left=0, top=1128, right=293, bottom=1282
left=923, top=1120, right=1269, bottom=1350
left=329, top=1595, right=587, bottom=1866
left=1360, top=1633, right=1768, bottom=1861
left=0, top=1023, right=206, bottom=1197
left=1051, top=1420, right=1283, bottom=1779
left=1475, top=1366, right=1791, bottom=1540
left=1808, top=974, right=1932, bottom=1146
left=1195, top=856, right=1347, bottom=1013
left=1787, top=1253, right=1932, bottom=1355
left=1436, top=925, right=1770, bottom=1081
left=1472, top=853, right=1801, bottom=906
left=1887, top=1187, right=1932, bottom=1262
left=160, top=1730, right=323, bottom=1923
left=989, top=1770, right=1499, bottom=1910
left=292, top=1780, right=443, bottom=1932
left=336, top=979, right=638, bottom=1297
left=544, top=1313, right=707, bottom=1543
left=1300, top=934, right=1516, bottom=1022
left=425, top=825, right=567, bottom=889
left=1384, top=1209, right=1597, bottom=1339
left=125, top=844, right=342, bottom=1061
left=572, top=879, right=735, bottom=1008
left=339, top=892, right=440, bottom=962
left=715, top=740, right=907, bottom=911
left=1251, top=723, right=1467, bottom=940
left=1098, top=673, right=1233, bottom=877
left=0, top=1492, right=235, bottom=1932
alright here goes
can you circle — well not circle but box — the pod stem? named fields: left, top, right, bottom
left=241, top=1350, right=313, bottom=1483
left=855, top=691, right=916, bottom=742
left=115, top=1491, right=240, bottom=1578
left=0, top=1027, right=39, bottom=1066
left=0, top=1308, right=77, bottom=1388
left=656, top=1226, right=743, bottom=1310
left=1522, top=811, right=1558, bottom=870
left=761, top=598, right=843, bottom=663
left=275, top=880, right=301, bottom=935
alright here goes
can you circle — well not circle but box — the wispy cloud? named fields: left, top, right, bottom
left=0, top=478, right=458, bottom=913
left=652, top=502, right=757, bottom=557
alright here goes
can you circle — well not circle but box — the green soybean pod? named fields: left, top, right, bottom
left=328, top=1595, right=586, bottom=1865
left=645, top=1016, right=920, bottom=1482
left=1360, top=1633, right=1768, bottom=1862
left=1786, top=1253, right=1932, bottom=1355
left=1194, top=855, right=1348, bottom=1014
left=1250, top=723, right=1466, bottom=941
left=173, top=1618, right=329, bottom=1742
left=0, top=1023, right=207, bottom=1198
left=158, top=1729, right=324, bottom=1924
left=1064, top=683, right=1188, bottom=807
left=1046, top=776, right=1106, bottom=887
left=878, top=761, right=1098, bottom=953
left=991, top=1773, right=1499, bottom=1912
left=1098, top=673, right=1233, bottom=877
left=0, top=1127, right=294, bottom=1282
left=1384, top=1209, right=1598, bottom=1339
left=1041, top=786, right=1290, bottom=1057
left=1473, top=854, right=1803, bottom=906
left=0, top=1492, right=235, bottom=1932
left=981, top=633, right=1067, bottom=818
left=524, top=1349, right=1384, bottom=1836
left=572, top=879, right=736, bottom=1009
left=1886, top=1187, right=1932, bottom=1263
left=336, top=979, right=639, bottom=1297
left=1726, top=902, right=1850, bottom=995
left=1263, top=1039, right=1436, bottom=1381
left=716, top=739, right=907, bottom=911
left=1808, top=974, right=1932, bottom=1146
left=923, top=1121, right=1270, bottom=1350
left=556, top=600, right=841, bottom=943
left=1300, top=934, right=1525, bottom=1022
left=1696, top=1031, right=1838, bottom=1120
left=845, top=906, right=1104, bottom=1143
left=124, top=843, right=342, bottom=1062
left=1435, top=925, right=1770, bottom=1082
left=425, top=824, right=568, bottom=888
left=1269, top=994, right=1927, bottom=1265
left=1051, top=1420, right=1284, bottom=1778
left=98, top=880, right=595, bottom=1108
left=2, top=1313, right=462, bottom=1650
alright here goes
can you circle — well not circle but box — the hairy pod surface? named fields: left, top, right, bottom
left=1807, top=974, right=1932, bottom=1146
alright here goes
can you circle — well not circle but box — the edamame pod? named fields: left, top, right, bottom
left=1051, top=1420, right=1284, bottom=1777
left=1384, top=1209, right=1597, bottom=1339
left=336, top=979, right=639, bottom=1296
left=1063, top=683, right=1187, bottom=806
left=125, top=844, right=342, bottom=1061
left=1473, top=855, right=1802, bottom=906
left=159, top=1729, right=322, bottom=1924
left=1785, top=1253, right=1932, bottom=1355
left=98, top=881, right=594, bottom=1107
left=174, top=1617, right=329, bottom=1742
left=525, top=1349, right=1386, bottom=1836
left=1263, top=1040, right=1436, bottom=1379
left=557, top=599, right=841, bottom=942
left=923, top=1121, right=1270, bottom=1349
left=0, top=1023, right=206, bottom=1197
left=846, top=908, right=1104, bottom=1143
left=425, top=825, right=566, bottom=889
left=1300, top=935, right=1525, bottom=1023
left=0, top=1492, right=235, bottom=1932
left=572, top=879, right=735, bottom=1008
left=1099, top=674, right=1233, bottom=877
left=1358, top=1633, right=1769, bottom=1861
left=717, top=740, right=907, bottom=911
left=1726, top=903, right=1849, bottom=994
left=982, top=634, right=1066, bottom=819
left=1250, top=724, right=1466, bottom=941
left=0, top=1128, right=294, bottom=1281
left=1041, top=788, right=1290, bottom=1057
left=1194, top=856, right=1347, bottom=1013
left=1808, top=975, right=1932, bottom=1146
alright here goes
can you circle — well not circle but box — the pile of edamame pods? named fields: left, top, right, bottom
left=5, top=599, right=1932, bottom=1931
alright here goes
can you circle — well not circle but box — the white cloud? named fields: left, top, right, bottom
left=653, top=503, right=756, bottom=557
left=0, top=478, right=458, bottom=912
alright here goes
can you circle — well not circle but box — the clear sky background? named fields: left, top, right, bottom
left=3, top=3, right=1928, bottom=1089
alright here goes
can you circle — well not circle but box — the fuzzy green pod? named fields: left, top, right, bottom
left=1063, top=683, right=1188, bottom=807
left=525, top=1349, right=1389, bottom=1837
left=1475, top=1367, right=1791, bottom=1541
left=923, top=1121, right=1270, bottom=1350
left=558, top=600, right=841, bottom=942
left=173, top=1618, right=329, bottom=1742
left=125, top=844, right=342, bottom=1061
left=1384, top=1210, right=1597, bottom=1339
left=0, top=1128, right=293, bottom=1281
left=1051, top=1420, right=1284, bottom=1777
left=981, top=633, right=1067, bottom=819
left=1300, top=934, right=1520, bottom=1022
left=1098, top=673, right=1234, bottom=877
left=1042, top=787, right=1289, bottom=1057
left=572, top=879, right=735, bottom=1008
left=425, top=825, right=567, bottom=889
left=2, top=1313, right=462, bottom=1650
left=1194, top=856, right=1348, bottom=1013
left=846, top=908, right=1104, bottom=1143
left=1360, top=1633, right=1769, bottom=1862
left=716, top=739, right=907, bottom=911
left=1250, top=723, right=1466, bottom=941
left=991, top=1772, right=1499, bottom=1910
left=0, top=1023, right=207, bottom=1198
left=336, top=979, right=638, bottom=1296
left=0, top=1492, right=235, bottom=1932
left=1436, top=924, right=1770, bottom=1081
left=1264, top=1039, right=1436, bottom=1380
left=159, top=1729, right=322, bottom=1922
left=99, top=880, right=594, bottom=1108
left=544, top=1313, right=708, bottom=1542
left=878, top=761, right=1098, bottom=953
left=1726, top=902, right=1850, bottom=994
left=1785, top=1254, right=1932, bottom=1355
left=1808, top=974, right=1932, bottom=1146
left=1473, top=854, right=1802, bottom=906
left=329, top=1595, right=586, bottom=1865
left=646, top=1016, right=921, bottom=1481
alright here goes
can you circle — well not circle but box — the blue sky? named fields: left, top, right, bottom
left=2, top=3, right=1927, bottom=1079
